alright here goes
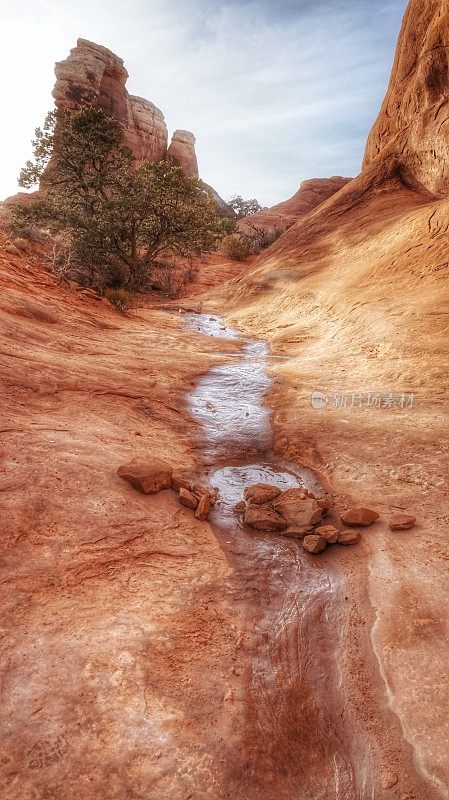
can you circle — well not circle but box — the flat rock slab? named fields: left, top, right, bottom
left=389, top=513, right=416, bottom=530
left=179, top=487, right=198, bottom=510
left=195, top=493, right=211, bottom=521
left=117, top=457, right=173, bottom=494
left=340, top=507, right=379, bottom=526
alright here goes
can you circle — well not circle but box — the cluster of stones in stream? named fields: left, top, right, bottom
left=117, top=457, right=217, bottom=520
left=116, top=458, right=417, bottom=544
left=234, top=484, right=416, bottom=554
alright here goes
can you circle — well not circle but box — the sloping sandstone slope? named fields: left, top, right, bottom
left=0, top=232, right=253, bottom=799
left=238, top=176, right=351, bottom=234
left=214, top=0, right=449, bottom=794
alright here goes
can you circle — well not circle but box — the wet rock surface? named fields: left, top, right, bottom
left=243, top=503, right=288, bottom=531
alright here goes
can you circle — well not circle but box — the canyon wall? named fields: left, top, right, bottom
left=219, top=1, right=449, bottom=795
left=364, top=0, right=449, bottom=195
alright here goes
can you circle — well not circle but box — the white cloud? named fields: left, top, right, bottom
left=0, top=0, right=407, bottom=206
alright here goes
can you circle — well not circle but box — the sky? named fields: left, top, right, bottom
left=0, top=0, right=408, bottom=206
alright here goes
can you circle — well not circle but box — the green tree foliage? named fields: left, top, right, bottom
left=227, top=195, right=264, bottom=219
left=14, top=107, right=224, bottom=291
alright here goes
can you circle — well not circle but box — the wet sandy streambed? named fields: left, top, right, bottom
left=183, top=313, right=366, bottom=799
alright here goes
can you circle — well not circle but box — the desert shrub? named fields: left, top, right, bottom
left=104, top=288, right=136, bottom=313
left=150, top=261, right=184, bottom=298
left=11, top=236, right=32, bottom=253
left=242, top=224, right=284, bottom=254
left=12, top=107, right=224, bottom=292
left=227, top=195, right=264, bottom=219
left=221, top=234, right=252, bottom=261
left=185, top=257, right=198, bottom=282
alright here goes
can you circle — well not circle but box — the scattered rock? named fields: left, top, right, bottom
left=117, top=457, right=172, bottom=494
left=179, top=487, right=198, bottom=510
left=317, top=496, right=332, bottom=514
left=192, top=482, right=218, bottom=505
left=381, top=771, right=398, bottom=790
left=315, top=524, right=339, bottom=544
left=244, top=484, right=282, bottom=505
left=171, top=470, right=193, bottom=492
left=244, top=504, right=287, bottom=532
left=273, top=490, right=323, bottom=527
left=195, top=493, right=211, bottom=521
left=337, top=530, right=361, bottom=546
left=234, top=500, right=247, bottom=513
left=303, top=535, right=327, bottom=554
left=389, top=513, right=416, bottom=530
left=340, top=507, right=379, bottom=527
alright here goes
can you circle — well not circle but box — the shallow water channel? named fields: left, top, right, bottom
left=183, top=313, right=363, bottom=799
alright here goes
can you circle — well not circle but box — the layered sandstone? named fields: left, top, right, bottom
left=53, top=38, right=196, bottom=173
left=216, top=1, right=449, bottom=795
left=238, top=176, right=351, bottom=233
left=364, top=0, right=449, bottom=195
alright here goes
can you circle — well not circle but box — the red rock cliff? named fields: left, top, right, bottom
left=53, top=39, right=199, bottom=176
left=363, top=0, right=449, bottom=195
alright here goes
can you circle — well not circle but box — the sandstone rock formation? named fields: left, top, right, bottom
left=220, top=1, right=449, bottom=792
left=315, top=524, right=339, bottom=544
left=238, top=176, right=351, bottom=234
left=167, top=130, right=199, bottom=177
left=389, top=513, right=416, bottom=530
left=52, top=38, right=198, bottom=175
left=243, top=483, right=281, bottom=505
left=337, top=531, right=362, bottom=546
left=302, top=534, right=327, bottom=554
left=363, top=0, right=449, bottom=195
left=243, top=504, right=288, bottom=531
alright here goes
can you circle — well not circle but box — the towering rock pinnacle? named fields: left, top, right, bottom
left=167, top=131, right=199, bottom=178
left=363, top=0, right=449, bottom=195
left=52, top=39, right=198, bottom=175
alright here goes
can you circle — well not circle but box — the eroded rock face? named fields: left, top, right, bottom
left=238, top=176, right=351, bottom=235
left=52, top=39, right=197, bottom=173
left=363, top=0, right=449, bottom=195
left=168, top=130, right=199, bottom=178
